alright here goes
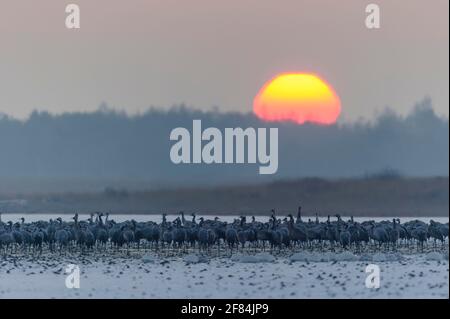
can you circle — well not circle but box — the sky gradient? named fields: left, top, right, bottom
left=0, top=0, right=448, bottom=121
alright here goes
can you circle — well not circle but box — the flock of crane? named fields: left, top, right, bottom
left=0, top=208, right=448, bottom=257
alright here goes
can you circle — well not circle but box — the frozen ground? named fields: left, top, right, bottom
left=0, top=251, right=448, bottom=299
left=1, top=215, right=448, bottom=298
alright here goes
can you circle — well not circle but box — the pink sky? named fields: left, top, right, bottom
left=0, top=0, right=448, bottom=121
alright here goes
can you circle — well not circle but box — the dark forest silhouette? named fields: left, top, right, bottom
left=0, top=98, right=448, bottom=191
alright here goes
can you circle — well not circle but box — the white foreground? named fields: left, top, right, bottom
left=0, top=252, right=448, bottom=299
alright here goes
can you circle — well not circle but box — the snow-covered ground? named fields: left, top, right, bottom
left=0, top=251, right=448, bottom=299
left=1, top=215, right=448, bottom=298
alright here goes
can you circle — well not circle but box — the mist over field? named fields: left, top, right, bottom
left=0, top=98, right=448, bottom=194
left=0, top=177, right=445, bottom=216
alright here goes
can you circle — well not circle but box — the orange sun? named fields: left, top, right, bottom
left=253, top=73, right=341, bottom=125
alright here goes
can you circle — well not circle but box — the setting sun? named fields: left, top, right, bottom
left=253, top=73, right=341, bottom=125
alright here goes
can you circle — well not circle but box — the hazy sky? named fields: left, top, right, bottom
left=0, top=0, right=448, bottom=121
